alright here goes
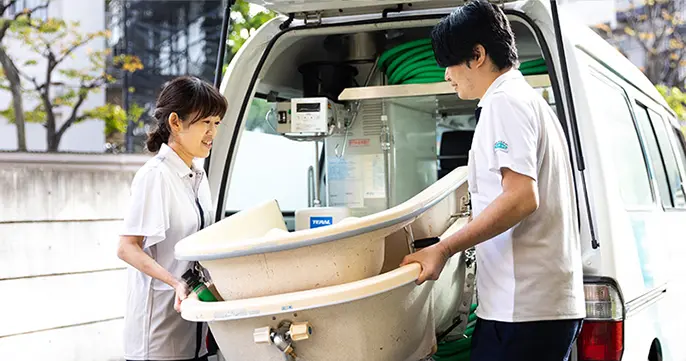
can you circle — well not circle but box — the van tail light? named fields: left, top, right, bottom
left=578, top=281, right=625, bottom=361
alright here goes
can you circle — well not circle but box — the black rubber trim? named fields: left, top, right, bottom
left=414, top=237, right=440, bottom=249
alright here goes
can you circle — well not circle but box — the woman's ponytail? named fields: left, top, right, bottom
left=145, top=109, right=172, bottom=152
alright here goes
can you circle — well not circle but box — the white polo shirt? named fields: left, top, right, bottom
left=468, top=69, right=586, bottom=322
left=121, top=143, right=213, bottom=360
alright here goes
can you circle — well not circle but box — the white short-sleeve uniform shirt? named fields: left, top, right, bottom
left=469, top=69, right=586, bottom=323
left=121, top=143, right=214, bottom=360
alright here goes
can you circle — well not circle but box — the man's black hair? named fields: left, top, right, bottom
left=431, top=0, right=518, bottom=70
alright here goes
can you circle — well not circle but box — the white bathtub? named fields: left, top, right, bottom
left=176, top=167, right=472, bottom=360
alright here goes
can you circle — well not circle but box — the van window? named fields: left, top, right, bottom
left=646, top=109, right=686, bottom=208
left=224, top=98, right=317, bottom=213
left=587, top=73, right=653, bottom=208
left=633, top=103, right=672, bottom=208
left=674, top=128, right=686, bottom=171
left=671, top=127, right=686, bottom=206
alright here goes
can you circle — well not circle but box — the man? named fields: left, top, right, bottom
left=400, top=1, right=586, bottom=360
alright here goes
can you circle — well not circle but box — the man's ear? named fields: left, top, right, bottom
left=473, top=44, right=487, bottom=68
left=168, top=112, right=182, bottom=133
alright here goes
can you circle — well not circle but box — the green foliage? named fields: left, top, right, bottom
left=228, top=1, right=276, bottom=54
left=657, top=84, right=686, bottom=120
left=245, top=97, right=273, bottom=133
left=83, top=103, right=146, bottom=137
left=0, top=103, right=46, bottom=124
left=593, top=1, right=686, bottom=87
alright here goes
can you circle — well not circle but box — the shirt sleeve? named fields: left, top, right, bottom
left=121, top=168, right=171, bottom=248
left=480, top=93, right=539, bottom=181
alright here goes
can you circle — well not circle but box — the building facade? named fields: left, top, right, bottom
left=106, top=0, right=225, bottom=153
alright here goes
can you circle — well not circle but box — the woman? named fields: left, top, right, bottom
left=117, top=76, right=228, bottom=361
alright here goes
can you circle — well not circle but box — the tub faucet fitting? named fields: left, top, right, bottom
left=253, top=320, right=313, bottom=360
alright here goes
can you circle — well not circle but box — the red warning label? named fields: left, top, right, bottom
left=348, top=138, right=370, bottom=147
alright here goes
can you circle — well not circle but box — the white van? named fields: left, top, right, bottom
left=205, top=1, right=686, bottom=360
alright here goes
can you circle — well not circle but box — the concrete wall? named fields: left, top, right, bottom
left=0, top=0, right=107, bottom=152
left=0, top=151, right=149, bottom=361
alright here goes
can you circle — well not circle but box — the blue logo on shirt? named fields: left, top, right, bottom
left=494, top=140, right=509, bottom=153
left=310, top=216, right=333, bottom=228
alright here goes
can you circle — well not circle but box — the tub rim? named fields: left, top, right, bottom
left=180, top=263, right=423, bottom=322
left=175, top=167, right=467, bottom=261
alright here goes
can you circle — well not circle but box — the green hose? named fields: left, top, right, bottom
left=520, top=64, right=547, bottom=76
left=379, top=39, right=444, bottom=85
left=379, top=38, right=550, bottom=86
left=379, top=38, right=432, bottom=69
left=386, top=44, right=433, bottom=75
left=519, top=57, right=546, bottom=70
left=390, top=58, right=439, bottom=84
left=432, top=304, right=479, bottom=361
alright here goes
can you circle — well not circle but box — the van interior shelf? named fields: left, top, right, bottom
left=338, top=74, right=551, bottom=101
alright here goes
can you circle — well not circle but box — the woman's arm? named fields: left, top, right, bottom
left=117, top=235, right=190, bottom=312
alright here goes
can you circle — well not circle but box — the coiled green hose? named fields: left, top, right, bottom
left=379, top=39, right=445, bottom=85
left=432, top=304, right=479, bottom=361
left=379, top=39, right=548, bottom=85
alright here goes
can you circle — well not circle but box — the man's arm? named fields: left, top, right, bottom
left=442, top=168, right=539, bottom=256
left=401, top=168, right=539, bottom=284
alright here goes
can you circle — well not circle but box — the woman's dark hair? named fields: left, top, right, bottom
left=431, top=0, right=518, bottom=70
left=146, top=76, right=228, bottom=152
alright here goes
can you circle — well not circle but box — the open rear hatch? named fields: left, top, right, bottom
left=246, top=0, right=518, bottom=18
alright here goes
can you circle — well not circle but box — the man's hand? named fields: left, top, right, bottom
left=174, top=281, right=189, bottom=313
left=400, top=243, right=451, bottom=285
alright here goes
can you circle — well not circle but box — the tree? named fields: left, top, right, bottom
left=226, top=1, right=276, bottom=64
left=93, top=102, right=146, bottom=153
left=593, top=0, right=686, bottom=88
left=657, top=85, right=686, bottom=134
left=1, top=16, right=142, bottom=151
left=0, top=0, right=50, bottom=151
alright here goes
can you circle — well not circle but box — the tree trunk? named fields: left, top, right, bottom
left=42, top=92, right=59, bottom=152
left=43, top=58, right=59, bottom=152
left=0, top=46, right=27, bottom=151
left=47, top=130, right=60, bottom=151
left=45, top=104, right=59, bottom=152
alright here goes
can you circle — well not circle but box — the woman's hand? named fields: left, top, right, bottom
left=118, top=236, right=193, bottom=312
left=400, top=242, right=451, bottom=285
left=174, top=281, right=190, bottom=313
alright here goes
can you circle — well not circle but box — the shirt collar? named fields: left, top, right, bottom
left=477, top=68, right=523, bottom=107
left=158, top=143, right=203, bottom=179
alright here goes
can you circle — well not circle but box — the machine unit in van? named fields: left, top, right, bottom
left=176, top=1, right=686, bottom=361
left=272, top=97, right=348, bottom=136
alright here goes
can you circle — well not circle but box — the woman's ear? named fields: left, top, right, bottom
left=168, top=112, right=182, bottom=133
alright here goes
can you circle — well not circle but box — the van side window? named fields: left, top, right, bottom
left=587, top=73, right=653, bottom=208
left=671, top=127, right=686, bottom=206
left=224, top=98, right=317, bottom=214
left=633, top=103, right=672, bottom=208
left=646, top=109, right=686, bottom=208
